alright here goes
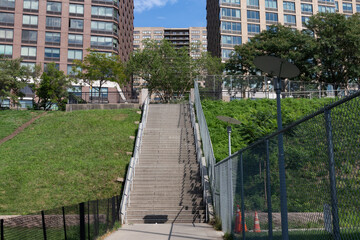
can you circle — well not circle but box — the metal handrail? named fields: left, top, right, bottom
left=189, top=92, right=213, bottom=222
left=119, top=95, right=149, bottom=224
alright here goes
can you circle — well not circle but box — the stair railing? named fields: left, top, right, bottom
left=189, top=94, right=212, bottom=223
left=120, top=95, right=150, bottom=224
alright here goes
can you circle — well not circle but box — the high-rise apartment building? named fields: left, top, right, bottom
left=0, top=0, right=134, bottom=74
left=132, top=27, right=208, bottom=91
left=207, top=0, right=359, bottom=60
left=133, top=27, right=207, bottom=58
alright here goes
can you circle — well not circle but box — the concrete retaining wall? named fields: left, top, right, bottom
left=66, top=103, right=140, bottom=112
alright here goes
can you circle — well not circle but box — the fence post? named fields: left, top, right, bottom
left=324, top=109, right=340, bottom=240
left=228, top=158, right=234, bottom=235
left=240, top=153, right=246, bottom=240
left=79, top=202, right=86, bottom=240
left=87, top=201, right=90, bottom=240
left=41, top=211, right=47, bottom=240
left=266, top=140, right=273, bottom=240
left=62, top=207, right=67, bottom=240
left=1, top=219, right=4, bottom=240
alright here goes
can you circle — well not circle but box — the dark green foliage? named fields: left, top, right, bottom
left=202, top=98, right=332, bottom=161
left=35, top=62, right=71, bottom=111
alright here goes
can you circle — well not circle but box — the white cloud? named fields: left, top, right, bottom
left=135, top=0, right=177, bottom=13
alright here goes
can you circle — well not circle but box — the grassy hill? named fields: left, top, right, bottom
left=202, top=98, right=333, bottom=161
left=0, top=109, right=140, bottom=214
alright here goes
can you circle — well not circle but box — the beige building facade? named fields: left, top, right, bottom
left=133, top=27, right=207, bottom=58
left=207, top=0, right=360, bottom=60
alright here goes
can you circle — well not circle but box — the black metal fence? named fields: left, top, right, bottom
left=194, top=79, right=360, bottom=239
left=1, top=195, right=121, bottom=240
left=68, top=91, right=139, bottom=104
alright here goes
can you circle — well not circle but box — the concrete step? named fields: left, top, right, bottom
left=127, top=215, right=204, bottom=224
left=127, top=210, right=205, bottom=218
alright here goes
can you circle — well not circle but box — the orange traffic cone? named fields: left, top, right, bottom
left=254, top=211, right=261, bottom=232
left=234, top=205, right=241, bottom=233
left=234, top=205, right=248, bottom=233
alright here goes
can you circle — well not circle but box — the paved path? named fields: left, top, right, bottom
left=106, top=223, right=223, bottom=240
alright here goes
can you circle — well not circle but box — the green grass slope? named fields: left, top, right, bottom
left=0, top=110, right=44, bottom=139
left=202, top=98, right=332, bottom=161
left=0, top=109, right=140, bottom=214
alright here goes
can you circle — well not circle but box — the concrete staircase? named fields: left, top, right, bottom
left=126, top=104, right=205, bottom=224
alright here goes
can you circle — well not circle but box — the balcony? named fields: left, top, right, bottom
left=219, top=2, right=240, bottom=7
left=221, top=29, right=241, bottom=34
left=221, top=16, right=241, bottom=21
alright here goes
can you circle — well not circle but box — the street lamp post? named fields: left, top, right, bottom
left=254, top=56, right=300, bottom=240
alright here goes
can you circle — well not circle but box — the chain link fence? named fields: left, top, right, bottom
left=194, top=80, right=360, bottom=239
left=197, top=75, right=360, bottom=101
left=0, top=195, right=121, bottom=240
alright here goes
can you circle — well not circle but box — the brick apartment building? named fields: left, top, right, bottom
left=0, top=0, right=134, bottom=107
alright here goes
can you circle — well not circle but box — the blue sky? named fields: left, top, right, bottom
left=134, top=0, right=206, bottom=28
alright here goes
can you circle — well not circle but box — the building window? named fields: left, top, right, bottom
left=68, top=49, right=83, bottom=60
left=23, top=15, right=38, bottom=27
left=91, top=36, right=117, bottom=48
left=284, top=14, right=296, bottom=25
left=134, top=35, right=140, bottom=39
left=0, top=13, right=14, bottom=26
left=21, top=30, right=37, bottom=43
left=0, top=0, right=15, bottom=9
left=248, top=24, right=260, bottom=34
left=21, top=62, right=36, bottom=70
left=69, top=19, right=84, bottom=31
left=247, top=10, right=260, bottom=21
left=69, top=4, right=84, bottom=15
left=265, top=0, right=277, bottom=9
left=302, top=16, right=310, bottom=26
left=357, top=4, right=360, bottom=12
left=154, top=30, right=163, bottom=34
left=46, top=16, right=61, bottom=29
left=154, top=35, right=163, bottom=39
left=68, top=34, right=83, bottom=46
left=222, top=35, right=241, bottom=45
left=45, top=32, right=60, bottom=45
left=221, top=0, right=240, bottom=4
left=283, top=1, right=295, bottom=11
left=221, top=21, right=241, bottom=32
left=221, top=8, right=241, bottom=19
left=266, top=12, right=278, bottom=22
left=142, top=35, right=151, bottom=39
left=91, top=21, right=113, bottom=32
left=343, top=3, right=353, bottom=12
left=0, top=28, right=13, bottom=41
left=44, top=63, right=59, bottom=72
left=318, top=5, right=335, bottom=13
left=91, top=6, right=114, bottom=17
left=142, top=31, right=151, bottom=34
left=44, top=47, right=60, bottom=60
left=0, top=44, right=12, bottom=56
left=222, top=49, right=233, bottom=59
left=191, top=30, right=200, bottom=34
left=21, top=46, right=37, bottom=59
left=247, top=0, right=259, bottom=7
left=301, top=3, right=312, bottom=13
left=19, top=100, right=33, bottom=109
left=47, top=1, right=61, bottom=13
left=23, top=0, right=39, bottom=11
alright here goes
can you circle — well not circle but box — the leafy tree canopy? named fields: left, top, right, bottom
left=306, top=13, right=360, bottom=87
left=226, top=13, right=360, bottom=92
left=35, top=62, right=71, bottom=111
left=72, top=49, right=127, bottom=93
left=0, top=57, right=39, bottom=107
left=127, top=39, right=224, bottom=102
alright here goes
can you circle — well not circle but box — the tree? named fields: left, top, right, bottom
left=126, top=39, right=224, bottom=102
left=0, top=58, right=39, bottom=108
left=72, top=49, right=127, bottom=101
left=226, top=25, right=316, bottom=82
left=35, top=63, right=71, bottom=110
left=306, top=13, right=360, bottom=95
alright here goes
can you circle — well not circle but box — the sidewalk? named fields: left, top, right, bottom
left=105, top=223, right=223, bottom=240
